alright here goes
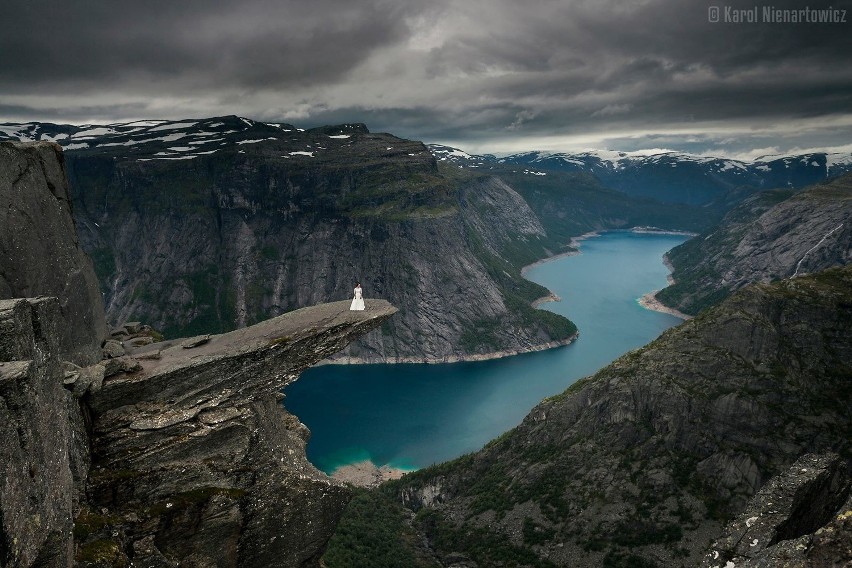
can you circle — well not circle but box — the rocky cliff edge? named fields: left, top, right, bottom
left=81, top=299, right=397, bottom=567
left=0, top=141, right=107, bottom=366
left=0, top=141, right=399, bottom=567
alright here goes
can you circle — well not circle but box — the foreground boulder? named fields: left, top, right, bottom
left=0, top=297, right=90, bottom=567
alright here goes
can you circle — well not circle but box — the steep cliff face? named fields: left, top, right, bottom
left=383, top=267, right=852, bottom=567
left=59, top=117, right=574, bottom=362
left=0, top=140, right=103, bottom=567
left=0, top=141, right=107, bottom=365
left=0, top=297, right=90, bottom=568
left=81, top=300, right=397, bottom=567
left=0, top=141, right=402, bottom=567
left=657, top=174, right=852, bottom=315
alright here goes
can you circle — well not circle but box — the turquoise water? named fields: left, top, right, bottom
left=284, top=231, right=689, bottom=473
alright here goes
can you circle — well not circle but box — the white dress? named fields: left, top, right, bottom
left=350, top=286, right=365, bottom=311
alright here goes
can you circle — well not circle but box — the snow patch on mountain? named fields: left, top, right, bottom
left=148, top=122, right=198, bottom=132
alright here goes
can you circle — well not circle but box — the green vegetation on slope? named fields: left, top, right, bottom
left=331, top=266, right=852, bottom=567
left=656, top=188, right=798, bottom=314
left=323, top=488, right=436, bottom=568
left=461, top=219, right=578, bottom=352
left=657, top=174, right=851, bottom=315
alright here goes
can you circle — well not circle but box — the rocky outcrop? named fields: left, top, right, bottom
left=79, top=300, right=397, bottom=567
left=0, top=297, right=90, bottom=568
left=0, top=141, right=107, bottom=366
left=1, top=141, right=401, bottom=567
left=386, top=266, right=852, bottom=567
left=0, top=140, right=105, bottom=567
left=702, top=453, right=851, bottom=567
left=657, top=174, right=852, bottom=315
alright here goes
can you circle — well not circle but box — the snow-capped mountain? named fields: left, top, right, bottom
left=0, top=116, right=372, bottom=163
left=2, top=118, right=849, bottom=206
left=429, top=144, right=852, bottom=205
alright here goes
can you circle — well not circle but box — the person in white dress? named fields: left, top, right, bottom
left=350, top=282, right=365, bottom=311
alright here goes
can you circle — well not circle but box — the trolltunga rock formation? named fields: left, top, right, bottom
left=0, top=140, right=398, bottom=567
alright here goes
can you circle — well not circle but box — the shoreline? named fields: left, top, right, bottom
left=330, top=459, right=411, bottom=488
left=520, top=230, right=601, bottom=276
left=637, top=251, right=692, bottom=320
left=318, top=332, right=579, bottom=366
left=630, top=226, right=699, bottom=237
left=531, top=291, right=562, bottom=308
left=637, top=291, right=692, bottom=320
left=320, top=228, right=694, bottom=366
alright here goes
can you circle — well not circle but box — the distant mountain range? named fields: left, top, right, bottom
left=429, top=143, right=852, bottom=206
left=4, top=118, right=849, bottom=207
left=0, top=116, right=350, bottom=161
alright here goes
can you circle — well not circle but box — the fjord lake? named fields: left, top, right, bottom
left=284, top=231, right=690, bottom=474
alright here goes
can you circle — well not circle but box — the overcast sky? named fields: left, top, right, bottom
left=2, top=0, right=851, bottom=158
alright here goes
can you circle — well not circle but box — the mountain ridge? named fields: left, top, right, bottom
left=5, top=118, right=850, bottom=206
left=429, top=143, right=852, bottom=206
left=656, top=173, right=852, bottom=315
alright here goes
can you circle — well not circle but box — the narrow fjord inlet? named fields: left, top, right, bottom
left=285, top=231, right=689, bottom=474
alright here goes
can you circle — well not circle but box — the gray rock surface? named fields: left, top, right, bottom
left=702, top=453, right=850, bottom=567
left=0, top=297, right=89, bottom=568
left=180, top=334, right=210, bottom=349
left=658, top=174, right=852, bottom=314
left=0, top=141, right=107, bottom=366
left=80, top=299, right=397, bottom=567
left=101, top=339, right=125, bottom=359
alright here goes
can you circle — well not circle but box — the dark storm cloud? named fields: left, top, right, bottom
left=0, top=0, right=422, bottom=91
left=415, top=0, right=852, bottom=119
left=1, top=0, right=851, bottom=155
